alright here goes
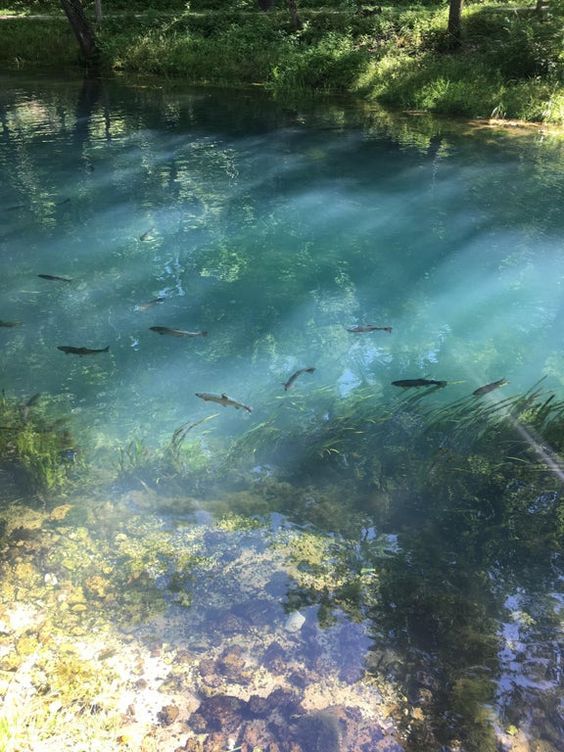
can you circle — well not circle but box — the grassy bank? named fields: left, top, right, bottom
left=1, top=3, right=563, bottom=123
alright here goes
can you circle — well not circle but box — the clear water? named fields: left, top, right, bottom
left=0, top=74, right=562, bottom=752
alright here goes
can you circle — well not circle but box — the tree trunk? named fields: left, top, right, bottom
left=94, top=0, right=102, bottom=24
left=447, top=0, right=463, bottom=44
left=59, top=0, right=99, bottom=66
left=287, top=0, right=302, bottom=30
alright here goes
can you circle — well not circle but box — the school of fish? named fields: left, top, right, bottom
left=1, top=266, right=510, bottom=420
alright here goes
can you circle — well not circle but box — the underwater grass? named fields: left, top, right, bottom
left=0, top=393, right=78, bottom=494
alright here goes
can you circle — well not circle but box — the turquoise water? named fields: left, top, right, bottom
left=0, top=75, right=563, bottom=752
left=1, top=76, right=563, bottom=447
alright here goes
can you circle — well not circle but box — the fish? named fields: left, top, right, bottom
left=347, top=324, right=392, bottom=333
left=195, top=392, right=252, bottom=413
left=283, top=367, right=316, bottom=391
left=57, top=345, right=110, bottom=356
left=38, top=274, right=73, bottom=283
left=473, top=378, right=508, bottom=397
left=139, top=227, right=154, bottom=241
left=21, top=392, right=41, bottom=421
left=0, top=320, right=22, bottom=327
left=135, top=297, right=165, bottom=311
left=25, top=393, right=42, bottom=407
left=60, top=448, right=79, bottom=463
left=392, top=378, right=447, bottom=388
left=150, top=326, right=207, bottom=337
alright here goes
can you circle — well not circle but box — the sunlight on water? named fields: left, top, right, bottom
left=1, top=76, right=563, bottom=450
left=0, top=75, right=562, bottom=752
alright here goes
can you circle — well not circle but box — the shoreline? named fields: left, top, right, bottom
left=2, top=65, right=564, bottom=137
left=0, top=5, right=562, bottom=126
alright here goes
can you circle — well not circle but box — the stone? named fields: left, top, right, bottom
left=237, top=719, right=269, bottom=749
left=158, top=704, right=180, bottom=726
left=188, top=695, right=247, bottom=734
left=218, top=646, right=253, bottom=685
left=248, top=695, right=271, bottom=718
left=285, top=610, right=306, bottom=633
left=262, top=642, right=288, bottom=674
left=296, top=710, right=341, bottom=752
left=203, top=732, right=227, bottom=752
left=232, top=598, right=279, bottom=627
left=50, top=504, right=73, bottom=521
left=288, top=672, right=307, bottom=689
left=85, top=575, right=110, bottom=599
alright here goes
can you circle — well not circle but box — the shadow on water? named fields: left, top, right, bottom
left=0, top=74, right=563, bottom=752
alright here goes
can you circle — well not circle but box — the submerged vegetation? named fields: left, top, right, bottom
left=1, top=1, right=563, bottom=122
left=0, top=380, right=562, bottom=750
left=0, top=53, right=562, bottom=752
left=0, top=392, right=79, bottom=494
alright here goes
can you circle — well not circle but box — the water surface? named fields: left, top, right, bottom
left=0, top=74, right=562, bottom=752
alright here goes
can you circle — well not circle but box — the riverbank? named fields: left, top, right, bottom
left=1, top=3, right=563, bottom=124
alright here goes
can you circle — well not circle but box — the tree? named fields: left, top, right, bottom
left=59, top=0, right=99, bottom=66
left=447, top=0, right=463, bottom=45
left=287, top=0, right=302, bottom=31
left=257, top=0, right=302, bottom=30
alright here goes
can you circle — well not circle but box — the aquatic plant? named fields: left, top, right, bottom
left=116, top=417, right=216, bottom=494
left=0, top=393, right=78, bottom=494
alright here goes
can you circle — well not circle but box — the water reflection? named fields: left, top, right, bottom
left=0, top=74, right=562, bottom=752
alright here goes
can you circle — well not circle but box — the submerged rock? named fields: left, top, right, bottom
left=158, top=704, right=180, bottom=726
left=232, top=597, right=279, bottom=627
left=285, top=610, right=306, bottom=633
left=188, top=695, right=247, bottom=734
left=296, top=710, right=341, bottom=752
left=262, top=641, right=288, bottom=673
left=217, top=646, right=254, bottom=685
left=49, top=504, right=73, bottom=521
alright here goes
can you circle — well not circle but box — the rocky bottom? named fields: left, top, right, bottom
left=0, top=489, right=407, bottom=751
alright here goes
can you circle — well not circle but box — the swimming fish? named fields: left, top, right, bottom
left=38, top=274, right=72, bottom=283
left=195, top=392, right=252, bottom=413
left=139, top=227, right=154, bottom=241
left=135, top=297, right=165, bottom=311
left=392, top=378, right=447, bottom=388
left=347, top=324, right=392, bottom=333
left=57, top=345, right=110, bottom=356
left=21, top=392, right=41, bottom=421
left=283, top=367, right=316, bottom=391
left=0, top=320, right=22, bottom=327
left=473, top=378, right=508, bottom=397
left=150, top=326, right=207, bottom=337
left=24, top=393, right=42, bottom=407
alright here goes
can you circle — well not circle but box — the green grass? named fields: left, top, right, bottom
left=0, top=4, right=563, bottom=123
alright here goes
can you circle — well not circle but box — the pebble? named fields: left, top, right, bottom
left=284, top=610, right=306, bottom=633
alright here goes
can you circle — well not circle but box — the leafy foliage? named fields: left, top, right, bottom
left=1, top=3, right=563, bottom=121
